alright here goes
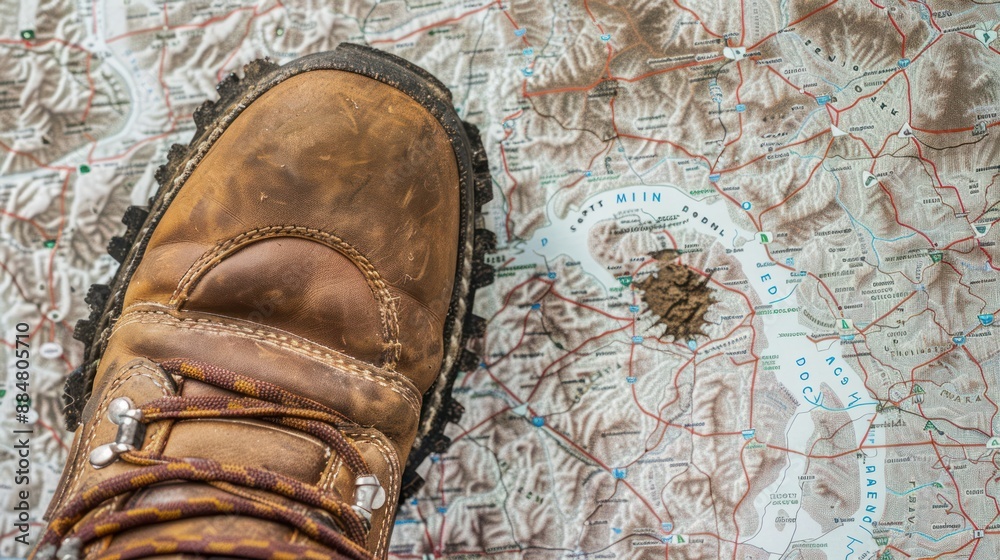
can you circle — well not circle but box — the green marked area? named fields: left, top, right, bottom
left=44, top=239, right=56, bottom=248
left=20, top=30, right=35, bottom=40
left=79, top=164, right=91, bottom=174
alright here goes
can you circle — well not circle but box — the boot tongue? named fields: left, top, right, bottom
left=148, top=359, right=387, bottom=529
left=157, top=379, right=338, bottom=485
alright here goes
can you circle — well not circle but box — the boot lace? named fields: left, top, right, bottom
left=36, top=359, right=381, bottom=560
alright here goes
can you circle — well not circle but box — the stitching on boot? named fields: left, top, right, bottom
left=116, top=309, right=419, bottom=413
left=168, top=225, right=401, bottom=369
left=320, top=457, right=343, bottom=494
left=362, top=437, right=398, bottom=560
left=335, top=431, right=399, bottom=560
left=263, top=431, right=397, bottom=556
left=115, top=309, right=422, bottom=416
left=286, top=455, right=343, bottom=547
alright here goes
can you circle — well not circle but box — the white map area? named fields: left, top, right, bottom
left=2, top=0, right=1000, bottom=559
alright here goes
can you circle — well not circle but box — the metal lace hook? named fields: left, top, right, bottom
left=88, top=397, right=146, bottom=469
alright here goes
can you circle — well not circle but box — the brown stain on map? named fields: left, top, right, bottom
left=637, top=250, right=717, bottom=341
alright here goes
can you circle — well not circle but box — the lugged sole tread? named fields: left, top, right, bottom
left=464, top=313, right=487, bottom=338
left=398, top=110, right=495, bottom=501
left=84, top=284, right=111, bottom=309
left=72, top=319, right=94, bottom=345
left=474, top=228, right=497, bottom=256
left=458, top=348, right=479, bottom=372
left=107, top=236, right=131, bottom=263
left=122, top=205, right=149, bottom=229
left=471, top=261, right=495, bottom=290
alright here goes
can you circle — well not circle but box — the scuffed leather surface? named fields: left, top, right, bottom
left=44, top=68, right=462, bottom=559
left=125, top=69, right=460, bottom=387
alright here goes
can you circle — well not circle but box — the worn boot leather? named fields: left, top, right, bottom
left=33, top=49, right=473, bottom=560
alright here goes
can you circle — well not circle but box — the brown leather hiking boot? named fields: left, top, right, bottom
left=33, top=44, right=494, bottom=560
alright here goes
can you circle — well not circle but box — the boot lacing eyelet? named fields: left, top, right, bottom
left=351, top=475, right=387, bottom=529
left=88, top=397, right=146, bottom=469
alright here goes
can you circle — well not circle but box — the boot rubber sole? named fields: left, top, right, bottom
left=63, top=42, right=495, bottom=503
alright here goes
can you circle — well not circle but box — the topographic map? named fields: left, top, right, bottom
left=2, top=0, right=1000, bottom=558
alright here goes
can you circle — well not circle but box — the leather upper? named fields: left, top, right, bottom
left=41, top=68, right=462, bottom=559
left=129, top=69, right=460, bottom=385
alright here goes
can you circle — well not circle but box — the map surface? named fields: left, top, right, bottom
left=2, top=0, right=1000, bottom=558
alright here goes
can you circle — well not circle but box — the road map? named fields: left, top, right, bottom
left=2, top=0, right=1000, bottom=558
